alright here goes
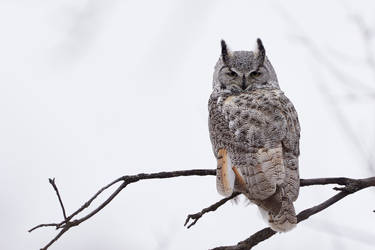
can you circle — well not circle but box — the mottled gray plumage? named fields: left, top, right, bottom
left=208, top=39, right=300, bottom=232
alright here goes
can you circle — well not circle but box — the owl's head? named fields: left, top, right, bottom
left=212, top=39, right=279, bottom=95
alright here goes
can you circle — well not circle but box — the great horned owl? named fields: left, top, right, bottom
left=208, top=39, right=300, bottom=232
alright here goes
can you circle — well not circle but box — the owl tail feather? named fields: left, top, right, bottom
left=268, top=197, right=297, bottom=232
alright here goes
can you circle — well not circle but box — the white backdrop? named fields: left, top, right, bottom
left=1, top=0, right=375, bottom=249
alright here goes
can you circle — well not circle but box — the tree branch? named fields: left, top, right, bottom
left=211, top=177, right=375, bottom=250
left=183, top=177, right=360, bottom=229
left=48, top=178, right=67, bottom=220
left=184, top=192, right=241, bottom=229
left=29, top=169, right=216, bottom=249
left=29, top=169, right=375, bottom=250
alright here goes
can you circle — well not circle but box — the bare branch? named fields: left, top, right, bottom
left=185, top=192, right=240, bottom=229
left=28, top=223, right=60, bottom=233
left=29, top=169, right=375, bottom=250
left=299, top=177, right=352, bottom=186
left=40, top=227, right=70, bottom=250
left=48, top=178, right=67, bottom=220
left=182, top=177, right=356, bottom=229
left=29, top=169, right=216, bottom=249
left=211, top=177, right=375, bottom=250
left=212, top=228, right=276, bottom=250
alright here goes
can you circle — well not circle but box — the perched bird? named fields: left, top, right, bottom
left=208, top=39, right=300, bottom=232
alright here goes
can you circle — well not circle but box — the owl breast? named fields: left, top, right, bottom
left=222, top=92, right=287, bottom=149
left=209, top=89, right=300, bottom=201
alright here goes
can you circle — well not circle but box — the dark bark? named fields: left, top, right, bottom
left=29, top=170, right=375, bottom=250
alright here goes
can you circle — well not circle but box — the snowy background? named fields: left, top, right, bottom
left=1, top=0, right=375, bottom=249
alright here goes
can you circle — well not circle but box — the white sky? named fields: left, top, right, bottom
left=1, top=0, right=375, bottom=250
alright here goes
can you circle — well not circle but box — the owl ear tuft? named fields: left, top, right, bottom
left=254, top=38, right=266, bottom=66
left=221, top=39, right=230, bottom=65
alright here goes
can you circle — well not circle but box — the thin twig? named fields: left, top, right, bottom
left=62, top=176, right=125, bottom=224
left=184, top=192, right=240, bottom=229
left=28, top=223, right=60, bottom=233
left=48, top=178, right=67, bottom=220
left=41, top=227, right=70, bottom=250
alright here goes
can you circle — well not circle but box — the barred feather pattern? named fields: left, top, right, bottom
left=209, top=89, right=300, bottom=232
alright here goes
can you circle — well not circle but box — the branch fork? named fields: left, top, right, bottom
left=29, top=171, right=375, bottom=250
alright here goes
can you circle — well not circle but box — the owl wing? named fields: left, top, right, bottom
left=278, top=93, right=300, bottom=202
left=210, top=90, right=300, bottom=201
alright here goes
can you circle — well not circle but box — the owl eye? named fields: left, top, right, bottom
left=226, top=71, right=238, bottom=77
left=250, top=71, right=262, bottom=77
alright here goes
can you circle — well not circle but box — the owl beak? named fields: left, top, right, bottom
left=241, top=75, right=247, bottom=90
